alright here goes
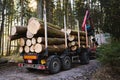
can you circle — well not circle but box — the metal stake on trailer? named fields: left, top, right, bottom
left=64, top=15, right=68, bottom=48
left=85, top=24, right=88, bottom=47
left=76, top=19, right=80, bottom=48
left=43, top=0, right=48, bottom=56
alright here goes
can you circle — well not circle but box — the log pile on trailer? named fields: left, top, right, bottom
left=10, top=17, right=87, bottom=54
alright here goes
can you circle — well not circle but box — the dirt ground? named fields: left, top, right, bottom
left=0, top=60, right=100, bottom=80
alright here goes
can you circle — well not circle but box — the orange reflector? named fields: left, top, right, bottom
left=24, top=55, right=37, bottom=60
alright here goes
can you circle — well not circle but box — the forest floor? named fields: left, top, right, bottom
left=0, top=60, right=100, bottom=80
left=91, top=66, right=120, bottom=80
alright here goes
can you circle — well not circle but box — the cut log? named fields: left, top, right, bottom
left=24, top=46, right=30, bottom=53
left=34, top=43, right=65, bottom=53
left=31, top=38, right=36, bottom=45
left=61, top=29, right=86, bottom=36
left=27, top=17, right=65, bottom=38
left=26, top=31, right=34, bottom=38
left=81, top=45, right=86, bottom=48
left=71, top=46, right=78, bottom=51
left=9, top=35, right=25, bottom=41
left=68, top=41, right=78, bottom=47
left=67, top=30, right=86, bottom=36
left=68, top=41, right=86, bottom=47
left=68, top=35, right=86, bottom=41
left=19, top=47, right=23, bottom=53
left=19, top=38, right=26, bottom=46
left=30, top=45, right=35, bottom=52
left=11, top=26, right=27, bottom=35
left=37, top=37, right=65, bottom=45
left=28, top=17, right=61, bottom=34
left=26, top=39, right=32, bottom=46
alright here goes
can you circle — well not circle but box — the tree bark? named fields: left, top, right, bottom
left=37, top=0, right=43, bottom=19
left=11, top=26, right=27, bottom=35
left=34, top=43, right=65, bottom=53
left=68, top=41, right=86, bottom=47
left=68, top=35, right=86, bottom=41
left=0, top=0, right=6, bottom=55
left=37, top=37, right=65, bottom=45
left=66, top=29, right=86, bottom=36
left=27, top=17, right=64, bottom=38
left=9, top=34, right=26, bottom=40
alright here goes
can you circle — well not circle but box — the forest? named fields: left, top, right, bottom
left=0, top=0, right=120, bottom=79
left=0, top=0, right=102, bottom=56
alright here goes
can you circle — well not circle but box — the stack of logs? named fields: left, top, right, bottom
left=10, top=17, right=86, bottom=54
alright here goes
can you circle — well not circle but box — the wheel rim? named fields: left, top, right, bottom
left=65, top=59, right=70, bottom=66
left=53, top=61, right=59, bottom=71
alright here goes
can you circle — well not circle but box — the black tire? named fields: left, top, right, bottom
left=62, top=56, right=71, bottom=70
left=49, top=57, right=61, bottom=74
left=80, top=51, right=89, bottom=64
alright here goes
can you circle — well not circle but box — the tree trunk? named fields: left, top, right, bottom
left=0, top=0, right=6, bottom=55
left=9, top=34, right=26, bottom=40
left=20, top=38, right=27, bottom=46
left=19, top=47, right=23, bottom=53
left=20, top=0, right=24, bottom=25
left=71, top=46, right=77, bottom=51
left=24, top=46, right=30, bottom=53
left=27, top=17, right=64, bottom=38
left=37, top=37, right=65, bottom=45
left=26, top=31, right=34, bottom=38
left=31, top=38, right=36, bottom=45
left=66, top=29, right=86, bottom=36
left=30, top=45, right=35, bottom=52
left=68, top=35, right=86, bottom=41
left=34, top=43, right=65, bottom=53
left=26, top=39, right=32, bottom=46
left=37, top=0, right=43, bottom=19
left=11, top=26, right=27, bottom=35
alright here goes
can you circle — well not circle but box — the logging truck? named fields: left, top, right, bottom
left=13, top=16, right=97, bottom=74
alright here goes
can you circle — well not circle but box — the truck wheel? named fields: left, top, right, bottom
left=49, top=57, right=61, bottom=74
left=80, top=51, right=89, bottom=64
left=62, top=56, right=71, bottom=70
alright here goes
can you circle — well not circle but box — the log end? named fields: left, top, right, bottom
left=34, top=44, right=42, bottom=53
left=27, top=17, right=41, bottom=34
left=31, top=38, right=36, bottom=45
left=26, top=39, right=32, bottom=46
left=11, top=27, right=16, bottom=35
left=37, top=37, right=42, bottom=43
left=20, top=38, right=25, bottom=46
left=19, top=47, right=23, bottom=53
left=24, top=46, right=30, bottom=53
left=68, top=35, right=75, bottom=41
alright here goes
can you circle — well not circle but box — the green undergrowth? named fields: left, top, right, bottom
left=97, top=41, right=120, bottom=73
left=3, top=54, right=23, bottom=63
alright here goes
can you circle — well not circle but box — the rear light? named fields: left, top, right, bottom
left=38, top=65, right=46, bottom=70
left=18, top=63, right=23, bottom=67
